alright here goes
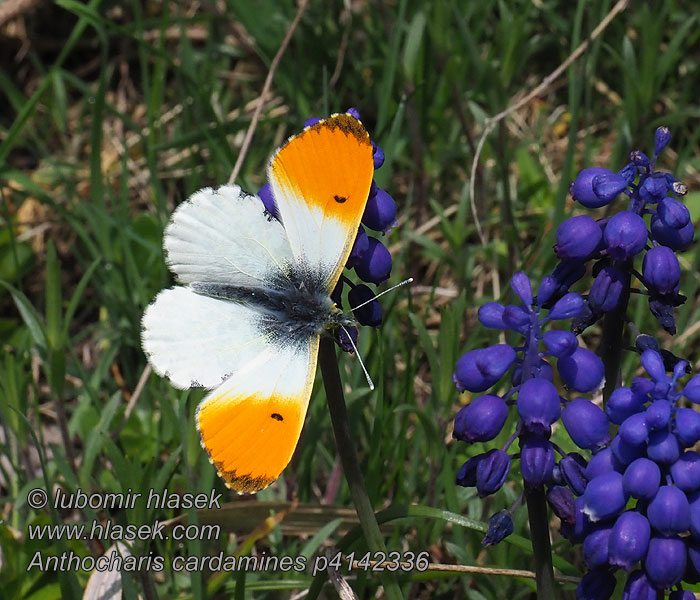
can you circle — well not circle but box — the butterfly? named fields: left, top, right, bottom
left=141, top=113, right=375, bottom=493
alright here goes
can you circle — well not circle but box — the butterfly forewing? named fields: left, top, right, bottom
left=165, top=184, right=293, bottom=288
left=268, top=114, right=374, bottom=292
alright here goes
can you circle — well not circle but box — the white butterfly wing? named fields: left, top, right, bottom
left=164, top=184, right=292, bottom=288
left=141, top=286, right=272, bottom=389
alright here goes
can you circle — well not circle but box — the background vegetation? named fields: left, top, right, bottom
left=1, top=0, right=699, bottom=598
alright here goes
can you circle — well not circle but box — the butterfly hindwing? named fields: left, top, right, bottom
left=141, top=286, right=273, bottom=389
left=268, top=114, right=374, bottom=291
left=196, top=337, right=319, bottom=493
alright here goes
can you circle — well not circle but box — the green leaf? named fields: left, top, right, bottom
left=0, top=280, right=47, bottom=349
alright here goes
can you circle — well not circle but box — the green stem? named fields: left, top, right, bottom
left=525, top=487, right=557, bottom=600
left=318, top=336, right=403, bottom=600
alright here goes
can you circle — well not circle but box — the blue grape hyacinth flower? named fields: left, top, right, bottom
left=572, top=347, right=700, bottom=598
left=546, top=127, right=691, bottom=335
left=453, top=272, right=607, bottom=539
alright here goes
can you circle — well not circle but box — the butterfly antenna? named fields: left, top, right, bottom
left=345, top=277, right=414, bottom=313
left=339, top=325, right=375, bottom=391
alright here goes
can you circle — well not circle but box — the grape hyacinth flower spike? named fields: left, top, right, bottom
left=453, top=273, right=607, bottom=546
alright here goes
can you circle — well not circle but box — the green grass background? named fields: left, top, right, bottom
left=1, top=0, right=700, bottom=598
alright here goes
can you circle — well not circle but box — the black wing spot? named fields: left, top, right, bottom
left=270, top=413, right=284, bottom=422
left=334, top=195, right=347, bottom=204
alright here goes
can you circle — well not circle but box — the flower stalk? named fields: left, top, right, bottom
left=318, top=336, right=403, bottom=600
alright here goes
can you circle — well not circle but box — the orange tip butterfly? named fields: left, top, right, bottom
left=141, top=113, right=374, bottom=493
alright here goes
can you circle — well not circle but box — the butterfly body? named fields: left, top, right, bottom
left=142, top=113, right=374, bottom=493
left=190, top=266, right=353, bottom=345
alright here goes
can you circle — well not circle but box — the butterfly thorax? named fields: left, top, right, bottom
left=190, top=265, right=353, bottom=348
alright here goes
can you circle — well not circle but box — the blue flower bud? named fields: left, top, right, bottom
left=582, top=525, right=613, bottom=569
left=520, top=436, right=555, bottom=488
left=670, top=451, right=700, bottom=492
left=611, top=435, right=646, bottom=466
left=683, top=374, right=700, bottom=403
left=502, top=304, right=531, bottom=331
left=558, top=347, right=605, bottom=392
left=657, top=196, right=690, bottom=229
left=304, top=116, right=322, bottom=127
left=591, top=171, right=629, bottom=205
left=354, top=236, right=392, bottom=284
left=482, top=509, right=514, bottom=546
left=362, top=185, right=397, bottom=233
left=603, top=211, right=648, bottom=261
left=453, top=344, right=517, bottom=392
left=537, top=260, right=587, bottom=305
left=371, top=141, right=385, bottom=169
left=635, top=334, right=659, bottom=352
left=543, top=329, right=578, bottom=358
left=561, top=496, right=594, bottom=542
left=644, top=535, right=687, bottom=589
left=455, top=455, right=481, bottom=487
left=643, top=246, right=680, bottom=296
left=675, top=407, right=700, bottom=446
left=583, top=471, right=628, bottom=522
left=650, top=215, right=694, bottom=251
left=345, top=107, right=360, bottom=120
left=476, top=449, right=511, bottom=497
left=478, top=302, right=507, bottom=329
left=586, top=447, right=619, bottom=480
left=630, top=150, right=651, bottom=169
left=554, top=216, right=603, bottom=260
left=346, top=225, right=370, bottom=267
left=647, top=430, right=680, bottom=465
left=257, top=182, right=279, bottom=218
left=571, top=167, right=622, bottom=208
left=622, top=570, right=657, bottom=600
left=639, top=172, right=669, bottom=203
left=606, top=387, right=646, bottom=425
left=453, top=394, right=508, bottom=443
left=562, top=398, right=610, bottom=450
left=517, top=377, right=561, bottom=434
left=647, top=485, right=690, bottom=534
left=547, top=485, right=576, bottom=523
left=640, top=349, right=668, bottom=384
left=618, top=163, right=637, bottom=185
left=337, top=325, right=358, bottom=354
left=609, top=511, right=651, bottom=570
left=589, top=266, right=625, bottom=312
left=654, top=126, right=671, bottom=156
left=631, top=377, right=655, bottom=396
left=560, top=452, right=589, bottom=496
left=623, top=458, right=661, bottom=500
left=510, top=271, right=533, bottom=306
left=549, top=292, right=584, bottom=320
left=619, top=413, right=649, bottom=446
left=645, top=402, right=670, bottom=434
left=576, top=567, right=616, bottom=600
left=347, top=284, right=382, bottom=327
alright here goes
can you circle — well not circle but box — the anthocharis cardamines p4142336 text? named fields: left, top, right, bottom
left=141, top=113, right=375, bottom=493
